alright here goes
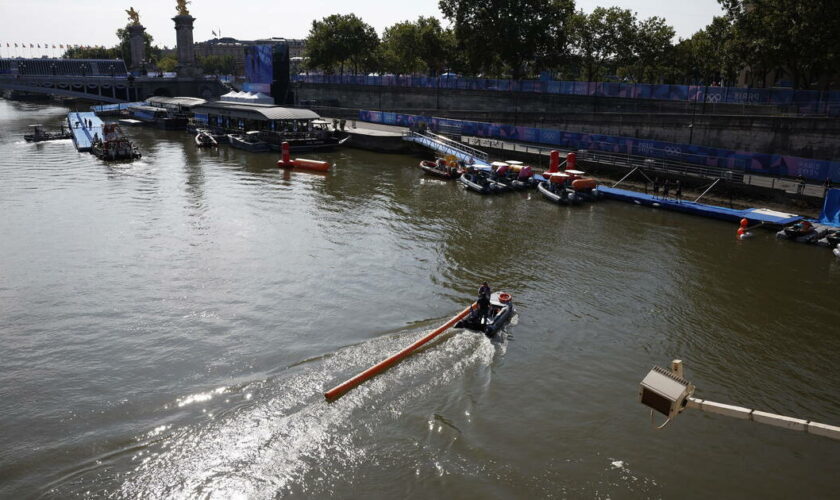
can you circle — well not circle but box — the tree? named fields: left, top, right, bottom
left=380, top=21, right=426, bottom=74
left=305, top=14, right=379, bottom=74
left=62, top=46, right=121, bottom=60
left=157, top=55, right=178, bottom=73
left=61, top=25, right=163, bottom=69
left=379, top=17, right=453, bottom=75
left=199, top=55, right=235, bottom=75
left=570, top=7, right=637, bottom=81
left=719, top=0, right=840, bottom=89
left=115, top=26, right=159, bottom=67
left=626, top=16, right=675, bottom=83
left=671, top=16, right=735, bottom=85
left=439, top=0, right=575, bottom=79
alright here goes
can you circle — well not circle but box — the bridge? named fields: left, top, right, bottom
left=0, top=58, right=227, bottom=103
left=403, top=131, right=491, bottom=167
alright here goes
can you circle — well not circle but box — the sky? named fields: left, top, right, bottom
left=0, top=0, right=724, bottom=56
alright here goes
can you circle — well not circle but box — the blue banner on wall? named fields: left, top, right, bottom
left=360, top=110, right=840, bottom=182
left=296, top=75, right=840, bottom=115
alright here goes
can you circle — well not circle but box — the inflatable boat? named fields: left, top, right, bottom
left=564, top=169, right=603, bottom=201
left=538, top=173, right=580, bottom=205
left=455, top=292, right=515, bottom=337
left=776, top=221, right=827, bottom=243
left=419, top=159, right=462, bottom=180
left=458, top=170, right=510, bottom=194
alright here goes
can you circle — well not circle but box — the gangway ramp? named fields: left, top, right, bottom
left=403, top=131, right=490, bottom=167
left=66, top=112, right=103, bottom=152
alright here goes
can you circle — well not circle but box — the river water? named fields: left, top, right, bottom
left=1, top=99, right=838, bottom=498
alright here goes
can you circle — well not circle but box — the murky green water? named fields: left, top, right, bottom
left=1, top=99, right=839, bottom=499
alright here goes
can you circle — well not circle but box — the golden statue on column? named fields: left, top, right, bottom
left=126, top=7, right=141, bottom=25
left=176, top=0, right=191, bottom=16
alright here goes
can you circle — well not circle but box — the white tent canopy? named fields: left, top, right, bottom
left=220, top=91, right=274, bottom=105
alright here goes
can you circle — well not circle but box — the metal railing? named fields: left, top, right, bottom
left=576, top=149, right=745, bottom=182
left=405, top=131, right=489, bottom=162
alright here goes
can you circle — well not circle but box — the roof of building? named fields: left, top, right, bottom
left=147, top=96, right=207, bottom=108
left=128, top=104, right=168, bottom=113
left=192, top=100, right=321, bottom=121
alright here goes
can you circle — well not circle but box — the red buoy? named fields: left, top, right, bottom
left=548, top=150, right=560, bottom=173
left=281, top=141, right=291, bottom=164
left=740, top=218, right=749, bottom=228
left=566, top=152, right=577, bottom=171
left=277, top=141, right=331, bottom=172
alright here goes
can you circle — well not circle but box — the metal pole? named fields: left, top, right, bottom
left=612, top=166, right=639, bottom=188
left=694, top=178, right=721, bottom=202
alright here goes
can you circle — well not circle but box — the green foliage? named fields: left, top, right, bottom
left=569, top=6, right=637, bottom=81
left=62, top=46, right=121, bottom=60
left=626, top=16, right=675, bottom=83
left=439, top=0, right=575, bottom=78
left=671, top=16, right=735, bottom=85
left=720, top=0, right=840, bottom=88
left=199, top=55, right=236, bottom=74
left=157, top=55, right=179, bottom=73
left=61, top=24, right=162, bottom=69
left=305, top=14, right=380, bottom=74
left=379, top=17, right=454, bottom=75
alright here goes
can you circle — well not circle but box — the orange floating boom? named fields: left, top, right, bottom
left=324, top=304, right=475, bottom=400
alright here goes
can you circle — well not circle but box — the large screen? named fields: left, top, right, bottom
left=245, top=45, right=273, bottom=94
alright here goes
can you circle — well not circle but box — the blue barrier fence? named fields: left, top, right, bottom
left=296, top=74, right=840, bottom=115
left=360, top=110, right=840, bottom=183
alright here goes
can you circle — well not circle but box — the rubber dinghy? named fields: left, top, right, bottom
left=455, top=292, right=515, bottom=337
left=538, top=174, right=581, bottom=205
left=458, top=169, right=510, bottom=194
left=419, top=159, right=462, bottom=179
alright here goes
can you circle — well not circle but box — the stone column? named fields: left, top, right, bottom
left=128, top=24, right=146, bottom=71
left=172, top=14, right=201, bottom=77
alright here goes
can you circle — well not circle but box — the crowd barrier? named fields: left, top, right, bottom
left=296, top=75, right=840, bottom=116
left=359, top=110, right=840, bottom=183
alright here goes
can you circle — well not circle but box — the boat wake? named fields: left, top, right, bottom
left=47, top=324, right=499, bottom=498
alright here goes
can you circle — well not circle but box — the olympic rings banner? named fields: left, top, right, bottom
left=296, top=74, right=840, bottom=116
left=359, top=110, right=840, bottom=182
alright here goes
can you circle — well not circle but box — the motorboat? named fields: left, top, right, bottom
left=418, top=159, right=462, bottom=179
left=195, top=129, right=218, bottom=148
left=228, top=131, right=272, bottom=152
left=493, top=161, right=537, bottom=190
left=538, top=175, right=580, bottom=205
left=91, top=123, right=141, bottom=161
left=776, top=221, right=827, bottom=243
left=458, top=169, right=510, bottom=194
left=24, top=124, right=71, bottom=142
left=455, top=292, right=515, bottom=337
left=564, top=169, right=602, bottom=201
left=259, top=121, right=350, bottom=152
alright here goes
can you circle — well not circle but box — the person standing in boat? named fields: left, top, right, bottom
left=653, top=178, right=660, bottom=198
left=477, top=282, right=491, bottom=323
left=662, top=179, right=670, bottom=199
left=675, top=180, right=682, bottom=203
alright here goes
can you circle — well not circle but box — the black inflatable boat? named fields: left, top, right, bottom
left=456, top=292, right=515, bottom=337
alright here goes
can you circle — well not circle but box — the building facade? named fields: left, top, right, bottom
left=193, top=37, right=305, bottom=76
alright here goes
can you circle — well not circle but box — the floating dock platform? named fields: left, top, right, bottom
left=597, top=186, right=802, bottom=226
left=66, top=112, right=103, bottom=152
